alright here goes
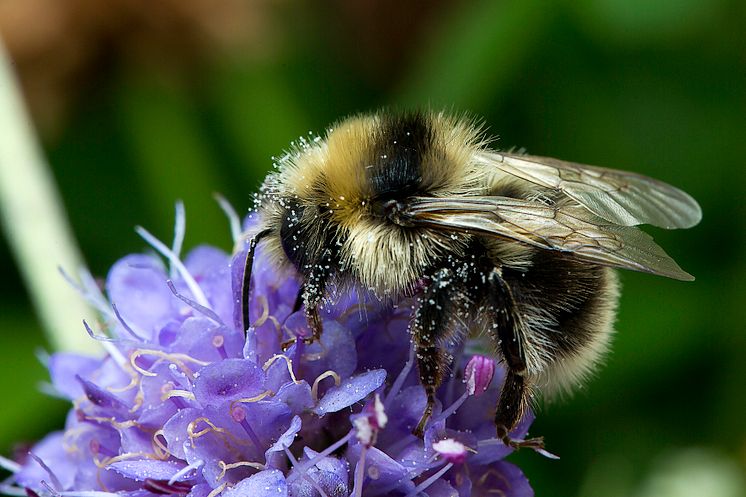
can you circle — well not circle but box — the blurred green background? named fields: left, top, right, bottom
left=1, top=0, right=744, bottom=495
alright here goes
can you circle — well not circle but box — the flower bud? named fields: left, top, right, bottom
left=464, top=355, right=495, bottom=397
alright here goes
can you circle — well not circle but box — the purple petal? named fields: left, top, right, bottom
left=119, top=425, right=160, bottom=455
left=469, top=461, right=534, bottom=497
left=186, top=484, right=213, bottom=497
left=223, top=469, right=288, bottom=497
left=313, top=369, right=386, bottom=415
left=349, top=306, right=412, bottom=376
left=184, top=245, right=233, bottom=326
left=106, top=254, right=173, bottom=339
left=423, top=479, right=459, bottom=497
left=298, top=320, right=358, bottom=385
left=347, top=445, right=414, bottom=496
left=184, top=245, right=229, bottom=276
left=48, top=353, right=101, bottom=400
left=234, top=401, right=294, bottom=449
left=157, top=321, right=181, bottom=347
left=108, top=460, right=188, bottom=481
left=265, top=415, right=301, bottom=466
left=288, top=447, right=350, bottom=497
left=171, top=317, right=244, bottom=361
left=376, top=386, right=430, bottom=445
left=193, top=358, right=265, bottom=405
left=76, top=375, right=130, bottom=413
left=14, top=432, right=75, bottom=490
left=274, top=381, right=314, bottom=414
left=162, top=408, right=202, bottom=460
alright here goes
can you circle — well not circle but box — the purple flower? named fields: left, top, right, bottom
left=5, top=208, right=537, bottom=496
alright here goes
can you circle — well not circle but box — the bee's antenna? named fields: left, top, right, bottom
left=242, top=229, right=272, bottom=334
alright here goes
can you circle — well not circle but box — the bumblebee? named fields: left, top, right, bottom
left=241, top=110, right=701, bottom=449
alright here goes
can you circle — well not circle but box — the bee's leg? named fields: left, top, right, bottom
left=302, top=248, right=335, bottom=344
left=303, top=298, right=323, bottom=344
left=292, top=285, right=304, bottom=314
left=241, top=229, right=272, bottom=334
left=412, top=267, right=456, bottom=437
left=282, top=248, right=334, bottom=349
left=488, top=269, right=545, bottom=450
left=280, top=281, right=323, bottom=349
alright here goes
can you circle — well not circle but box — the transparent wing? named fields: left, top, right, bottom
left=475, top=151, right=702, bottom=229
left=404, top=196, right=694, bottom=281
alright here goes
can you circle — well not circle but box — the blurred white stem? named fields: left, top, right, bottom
left=0, top=38, right=98, bottom=354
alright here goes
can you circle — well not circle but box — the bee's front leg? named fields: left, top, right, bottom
left=284, top=248, right=335, bottom=348
left=412, top=267, right=458, bottom=437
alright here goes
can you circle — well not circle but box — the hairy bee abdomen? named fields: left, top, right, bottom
left=501, top=250, right=620, bottom=396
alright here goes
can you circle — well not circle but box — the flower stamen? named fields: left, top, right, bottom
left=170, top=201, right=186, bottom=278
left=216, top=460, right=265, bottom=481
left=129, top=349, right=209, bottom=379
left=206, top=482, right=227, bottom=497
left=351, top=445, right=368, bottom=497
left=262, top=354, right=300, bottom=383
left=111, top=302, right=146, bottom=341
left=477, top=467, right=512, bottom=489
left=95, top=450, right=169, bottom=469
left=161, top=389, right=196, bottom=402
left=311, top=370, right=341, bottom=402
left=384, top=342, right=415, bottom=407
left=152, top=430, right=171, bottom=459
left=230, top=390, right=274, bottom=408
left=214, top=194, right=242, bottom=245
left=187, top=417, right=223, bottom=440
left=29, top=453, right=62, bottom=491
left=252, top=295, right=270, bottom=327
left=80, top=415, right=140, bottom=431
left=229, top=405, right=262, bottom=449
left=135, top=225, right=210, bottom=308
left=186, top=417, right=250, bottom=454
left=212, top=334, right=228, bottom=359
left=166, top=280, right=224, bottom=326
left=404, top=462, right=454, bottom=497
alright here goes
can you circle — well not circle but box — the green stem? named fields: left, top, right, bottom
left=0, top=39, right=98, bottom=354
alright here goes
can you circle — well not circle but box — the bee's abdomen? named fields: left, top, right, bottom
left=502, top=251, right=620, bottom=394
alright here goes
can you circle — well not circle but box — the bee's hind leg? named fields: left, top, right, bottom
left=488, top=269, right=545, bottom=451
left=412, top=267, right=459, bottom=437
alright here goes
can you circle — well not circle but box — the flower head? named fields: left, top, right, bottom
left=5, top=208, right=536, bottom=496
